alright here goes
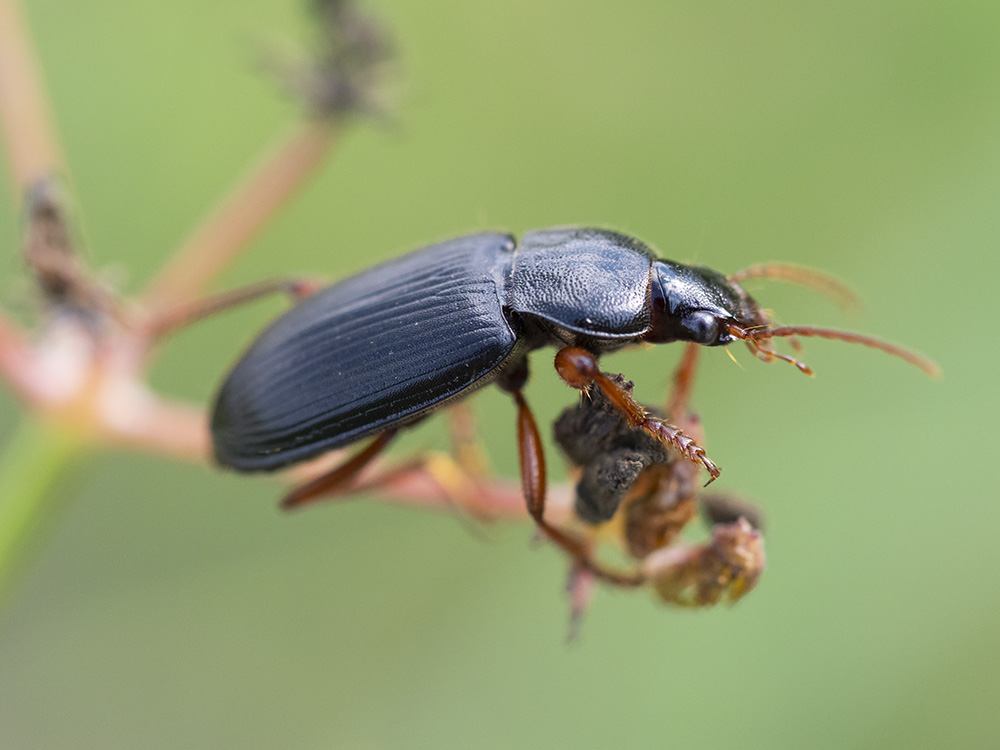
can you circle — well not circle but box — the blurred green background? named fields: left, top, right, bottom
left=1, top=0, right=997, bottom=747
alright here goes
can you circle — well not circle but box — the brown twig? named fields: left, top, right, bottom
left=97, top=392, right=211, bottom=464
left=365, top=465, right=564, bottom=521
left=142, top=120, right=340, bottom=312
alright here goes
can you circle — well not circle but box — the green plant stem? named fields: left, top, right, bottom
left=0, top=415, right=86, bottom=610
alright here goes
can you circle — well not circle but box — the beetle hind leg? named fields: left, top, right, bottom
left=281, top=429, right=398, bottom=509
left=554, top=346, right=721, bottom=485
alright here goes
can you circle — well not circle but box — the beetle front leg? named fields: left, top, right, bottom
left=554, top=347, right=720, bottom=484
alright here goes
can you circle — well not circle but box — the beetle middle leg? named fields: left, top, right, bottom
left=554, top=346, right=720, bottom=484
left=666, top=342, right=700, bottom=422
left=497, top=358, right=644, bottom=587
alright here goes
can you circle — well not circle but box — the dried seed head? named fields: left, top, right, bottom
left=643, top=518, right=765, bottom=607
left=262, top=0, right=396, bottom=119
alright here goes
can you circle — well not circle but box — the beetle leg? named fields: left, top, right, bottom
left=554, top=346, right=720, bottom=485
left=666, top=342, right=701, bottom=422
left=144, top=277, right=323, bottom=341
left=509, top=386, right=644, bottom=588
left=281, top=429, right=397, bottom=509
left=512, top=389, right=546, bottom=518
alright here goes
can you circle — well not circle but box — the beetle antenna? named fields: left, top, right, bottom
left=733, top=325, right=941, bottom=378
left=730, top=263, right=863, bottom=314
left=737, top=334, right=814, bottom=376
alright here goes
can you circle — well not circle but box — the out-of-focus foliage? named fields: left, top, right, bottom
left=0, top=0, right=996, bottom=747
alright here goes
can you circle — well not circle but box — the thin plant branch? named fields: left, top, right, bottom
left=360, top=462, right=571, bottom=523
left=142, top=120, right=340, bottom=312
left=142, top=278, right=318, bottom=343
left=96, top=391, right=211, bottom=464
left=0, top=0, right=65, bottom=195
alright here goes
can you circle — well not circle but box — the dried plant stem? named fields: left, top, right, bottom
left=143, top=120, right=340, bottom=311
left=100, top=394, right=211, bottom=465
left=0, top=0, right=64, bottom=195
left=0, top=416, right=86, bottom=608
left=362, top=465, right=568, bottom=522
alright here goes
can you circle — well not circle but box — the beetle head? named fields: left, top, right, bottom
left=645, top=260, right=766, bottom=347
left=646, top=259, right=941, bottom=378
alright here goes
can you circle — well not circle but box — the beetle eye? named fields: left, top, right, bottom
left=682, top=312, right=720, bottom=345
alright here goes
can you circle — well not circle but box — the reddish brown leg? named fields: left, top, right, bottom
left=667, top=342, right=701, bottom=422
left=509, top=386, right=644, bottom=587
left=144, top=277, right=323, bottom=341
left=512, top=389, right=546, bottom=519
left=281, top=429, right=397, bottom=509
left=555, top=346, right=720, bottom=484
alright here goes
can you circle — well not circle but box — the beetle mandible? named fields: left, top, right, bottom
left=211, top=226, right=938, bottom=566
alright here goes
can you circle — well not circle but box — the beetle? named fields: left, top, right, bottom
left=211, top=226, right=938, bottom=573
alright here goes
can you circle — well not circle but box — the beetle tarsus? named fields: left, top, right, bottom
left=555, top=346, right=721, bottom=484
left=642, top=420, right=720, bottom=485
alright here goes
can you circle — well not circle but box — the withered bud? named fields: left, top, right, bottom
left=263, top=0, right=395, bottom=118
left=22, top=178, right=120, bottom=329
left=700, top=492, right=765, bottom=531
left=642, top=518, right=765, bottom=607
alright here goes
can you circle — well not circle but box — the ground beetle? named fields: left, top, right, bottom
left=211, top=226, right=938, bottom=571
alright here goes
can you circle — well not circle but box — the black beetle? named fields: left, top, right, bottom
left=211, top=226, right=937, bottom=572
